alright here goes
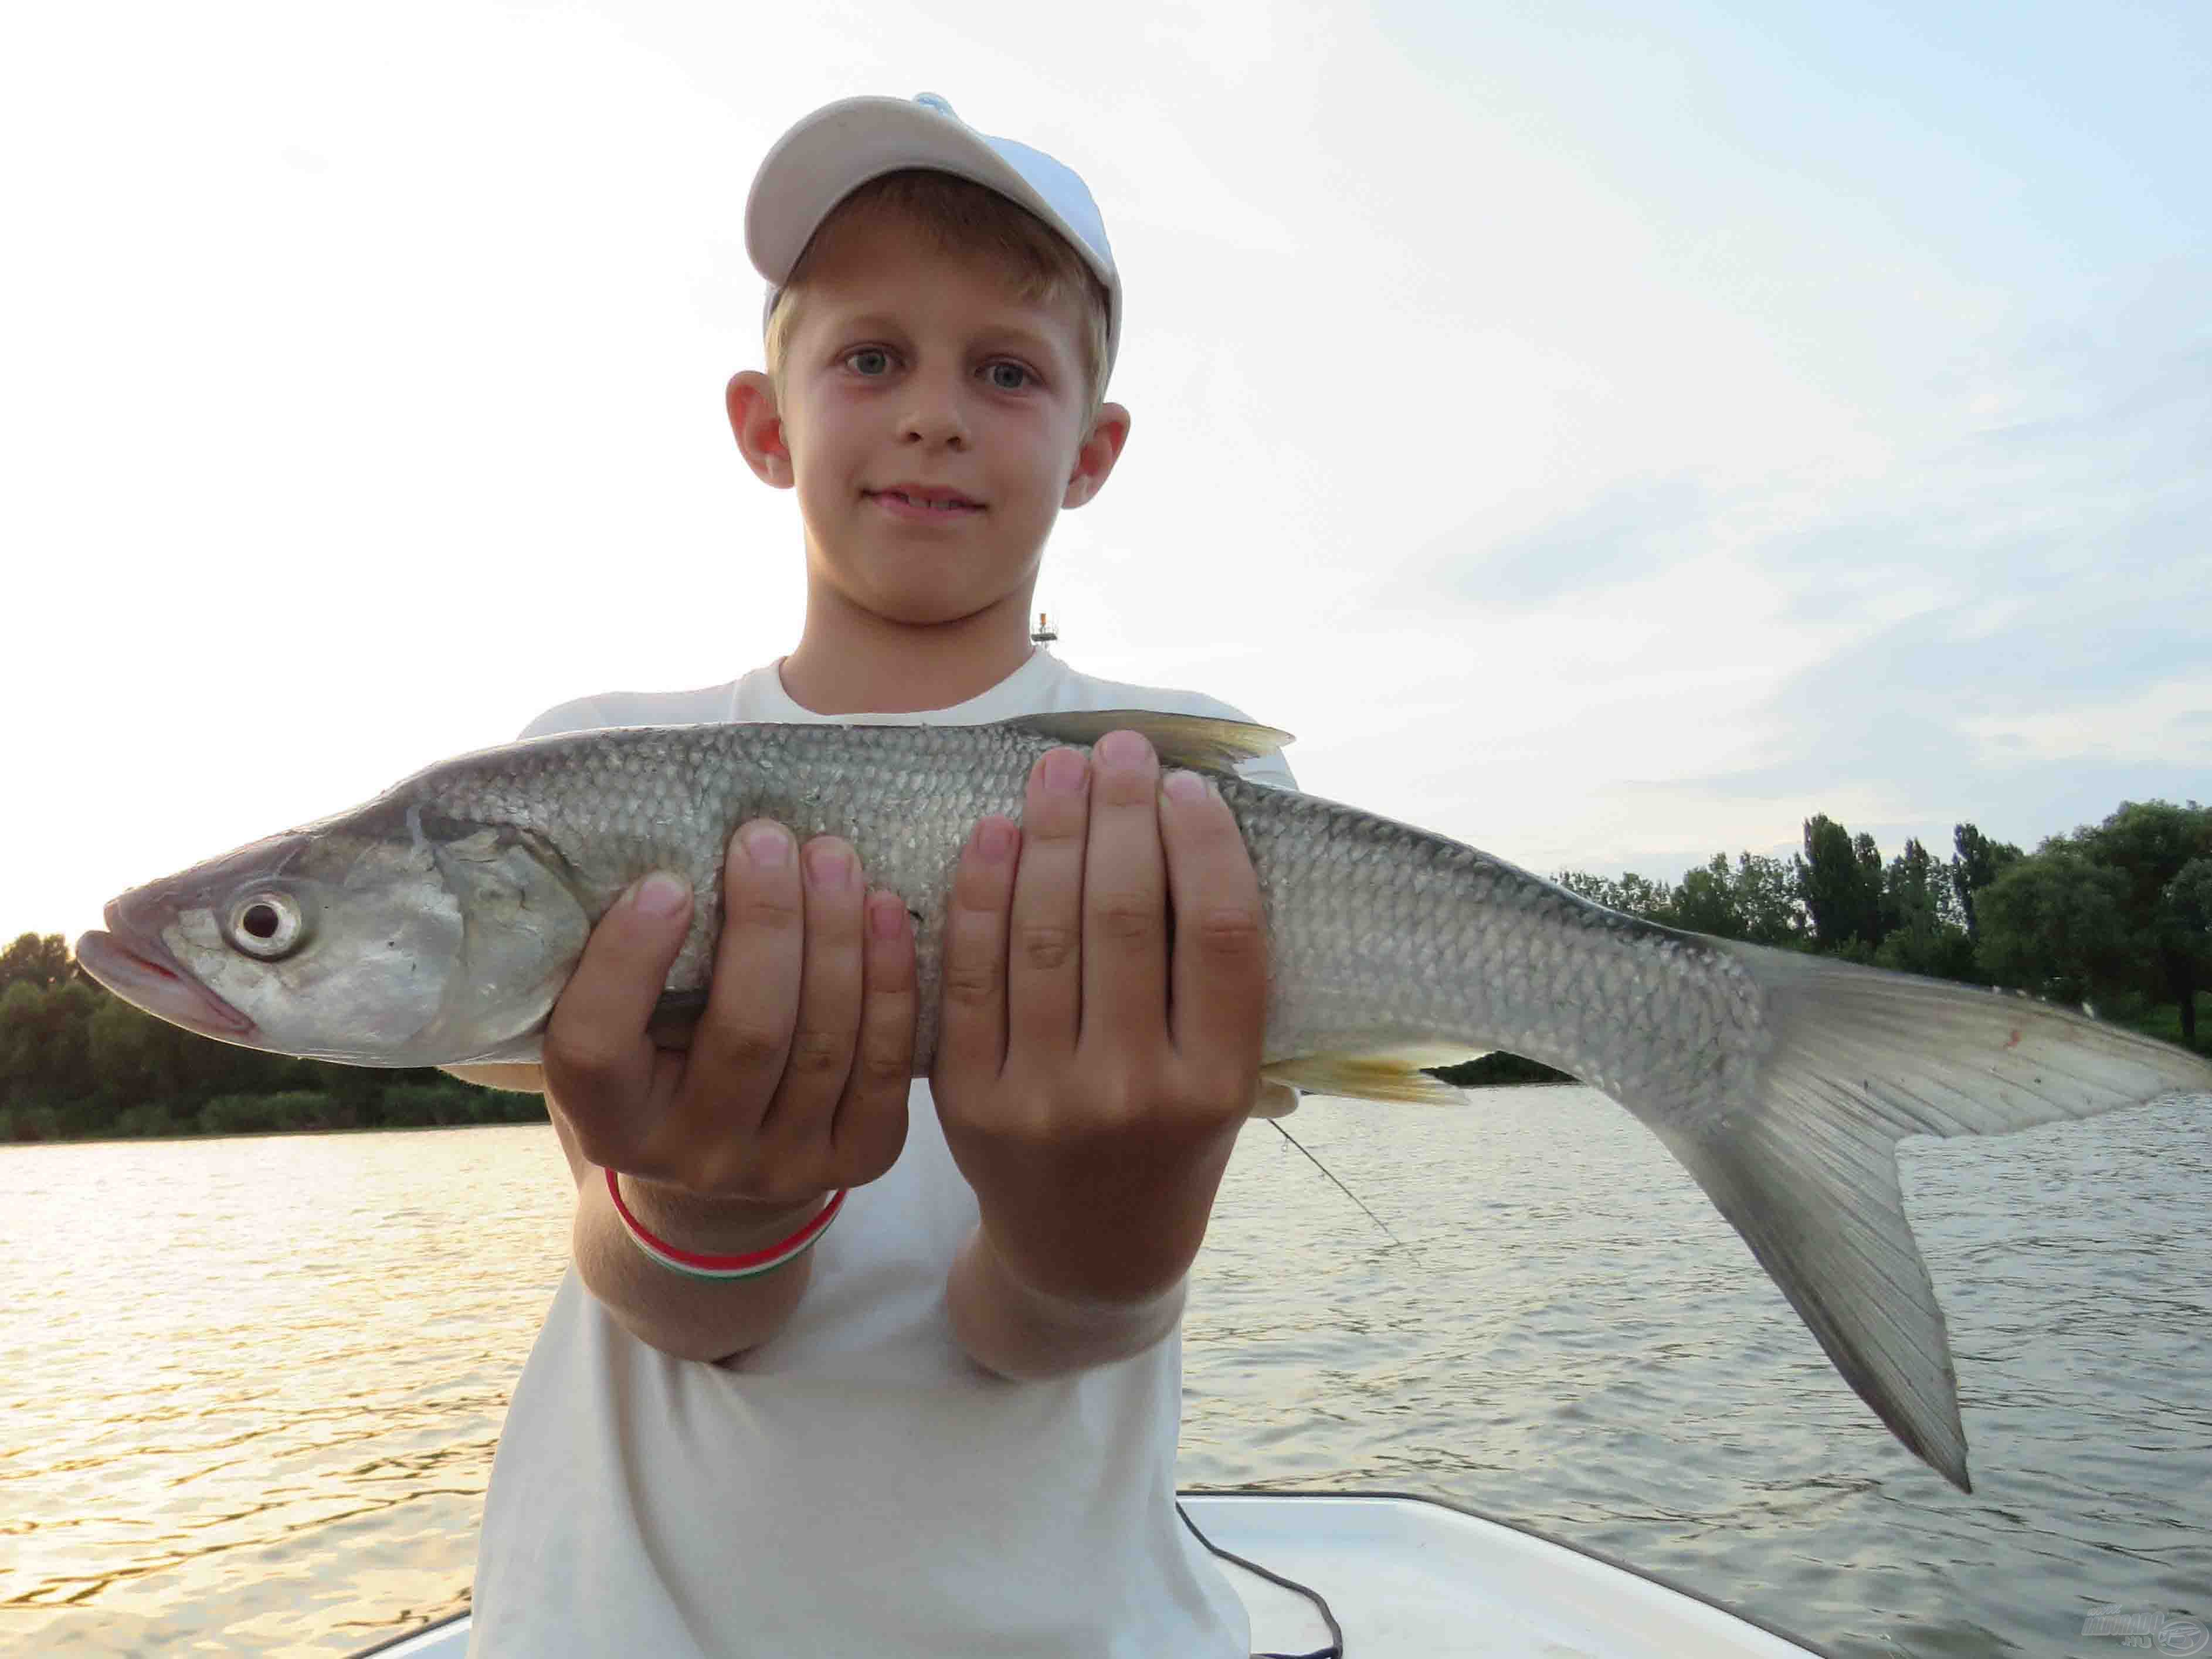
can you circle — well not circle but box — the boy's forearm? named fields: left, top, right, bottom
left=573, top=1172, right=820, bottom=1363
left=496, top=1071, right=819, bottom=1364
left=946, top=1224, right=1187, bottom=1381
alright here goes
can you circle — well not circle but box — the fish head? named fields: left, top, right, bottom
left=74, top=808, right=591, bottom=1067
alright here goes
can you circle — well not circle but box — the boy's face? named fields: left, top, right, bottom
left=739, top=209, right=1125, bottom=632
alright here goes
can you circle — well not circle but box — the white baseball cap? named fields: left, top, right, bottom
left=745, top=93, right=1122, bottom=377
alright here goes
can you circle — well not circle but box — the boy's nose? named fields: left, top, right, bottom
left=898, top=392, right=968, bottom=449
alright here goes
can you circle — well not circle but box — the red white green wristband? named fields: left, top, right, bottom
left=604, top=1168, right=846, bottom=1280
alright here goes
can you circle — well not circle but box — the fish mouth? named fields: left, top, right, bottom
left=74, top=907, right=256, bottom=1041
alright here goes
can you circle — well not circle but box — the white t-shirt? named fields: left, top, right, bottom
left=469, top=651, right=1294, bottom=1658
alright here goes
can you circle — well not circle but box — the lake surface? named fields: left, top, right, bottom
left=4, top=1087, right=2208, bottom=1657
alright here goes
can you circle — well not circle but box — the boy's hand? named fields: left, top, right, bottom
left=932, top=732, right=1268, bottom=1311
left=544, top=825, right=918, bottom=1234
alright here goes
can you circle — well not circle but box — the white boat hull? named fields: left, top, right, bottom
left=352, top=1491, right=1828, bottom=1657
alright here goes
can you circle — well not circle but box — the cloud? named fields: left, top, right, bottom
left=1474, top=287, right=2212, bottom=876
left=1427, top=476, right=1708, bottom=609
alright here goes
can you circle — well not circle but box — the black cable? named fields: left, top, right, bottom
left=1176, top=1501, right=1345, bottom=1659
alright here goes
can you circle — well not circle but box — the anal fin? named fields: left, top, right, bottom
left=1264, top=1046, right=1484, bottom=1107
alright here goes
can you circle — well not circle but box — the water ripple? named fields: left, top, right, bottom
left=3, top=1091, right=2207, bottom=1655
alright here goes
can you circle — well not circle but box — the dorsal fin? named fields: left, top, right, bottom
left=1001, top=710, right=1292, bottom=773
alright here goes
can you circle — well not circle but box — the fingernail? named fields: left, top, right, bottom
left=1162, top=769, right=1207, bottom=804
left=976, top=819, right=1017, bottom=863
left=867, top=891, right=908, bottom=940
left=1095, top=730, right=1151, bottom=769
left=634, top=872, right=690, bottom=918
left=806, top=841, right=855, bottom=891
left=1040, top=746, right=1087, bottom=795
left=741, top=822, right=791, bottom=868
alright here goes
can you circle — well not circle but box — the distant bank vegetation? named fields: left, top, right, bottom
left=5, top=800, right=2206, bottom=1141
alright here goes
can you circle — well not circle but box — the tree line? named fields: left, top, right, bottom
left=5, top=795, right=2205, bottom=1138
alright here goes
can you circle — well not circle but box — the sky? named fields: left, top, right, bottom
left=5, top=0, right=2207, bottom=939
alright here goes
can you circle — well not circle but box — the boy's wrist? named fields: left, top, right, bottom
left=979, top=1222, right=1183, bottom=1318
left=609, top=1171, right=832, bottom=1258
left=576, top=1175, right=822, bottom=1364
left=948, top=1224, right=1186, bottom=1381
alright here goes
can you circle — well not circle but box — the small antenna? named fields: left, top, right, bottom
left=1030, top=610, right=1058, bottom=645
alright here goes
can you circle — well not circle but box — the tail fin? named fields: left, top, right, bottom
left=1634, top=941, right=2212, bottom=1491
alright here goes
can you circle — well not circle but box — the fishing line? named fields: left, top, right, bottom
left=1266, top=1118, right=1412, bottom=1257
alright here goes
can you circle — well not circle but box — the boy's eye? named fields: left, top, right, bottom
left=844, top=348, right=893, bottom=376
left=985, top=361, right=1033, bottom=392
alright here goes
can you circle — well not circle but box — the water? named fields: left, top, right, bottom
left=4, top=1088, right=2207, bottom=1657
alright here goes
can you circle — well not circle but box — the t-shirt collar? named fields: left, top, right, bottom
left=752, top=647, right=1061, bottom=725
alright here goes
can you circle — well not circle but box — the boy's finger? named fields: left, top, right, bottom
left=1159, top=771, right=1268, bottom=1088
left=543, top=871, right=694, bottom=1165
left=830, top=889, right=918, bottom=1184
left=757, top=836, right=867, bottom=1141
left=1004, top=747, right=1088, bottom=1057
left=932, top=815, right=1020, bottom=1095
left=681, top=821, right=806, bottom=1132
left=1078, top=730, right=1168, bottom=1048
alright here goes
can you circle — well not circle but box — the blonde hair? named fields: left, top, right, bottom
left=764, top=169, right=1114, bottom=416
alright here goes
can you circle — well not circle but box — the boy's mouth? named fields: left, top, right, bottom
left=866, top=484, right=984, bottom=519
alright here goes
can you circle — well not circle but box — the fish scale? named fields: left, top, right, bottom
left=74, top=710, right=2212, bottom=1492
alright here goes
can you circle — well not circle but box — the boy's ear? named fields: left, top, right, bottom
left=727, top=371, right=793, bottom=489
left=1062, top=403, right=1131, bottom=510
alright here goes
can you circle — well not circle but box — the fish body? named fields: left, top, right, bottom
left=76, top=711, right=2212, bottom=1490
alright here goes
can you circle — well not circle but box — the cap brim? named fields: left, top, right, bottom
left=746, top=97, right=1119, bottom=366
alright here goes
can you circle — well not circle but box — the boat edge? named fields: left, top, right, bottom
left=1181, top=1487, right=1846, bottom=1659
left=342, top=1487, right=1844, bottom=1658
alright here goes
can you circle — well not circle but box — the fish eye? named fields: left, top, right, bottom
left=228, top=891, right=305, bottom=959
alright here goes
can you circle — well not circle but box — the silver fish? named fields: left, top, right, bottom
left=74, top=710, right=2212, bottom=1490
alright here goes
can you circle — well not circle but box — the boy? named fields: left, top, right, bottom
left=460, top=94, right=1295, bottom=1656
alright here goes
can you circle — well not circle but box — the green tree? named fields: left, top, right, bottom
left=0, top=980, right=100, bottom=1107
left=89, top=994, right=189, bottom=1104
left=1874, top=837, right=1977, bottom=981
left=1670, top=854, right=1743, bottom=938
left=1976, top=851, right=2134, bottom=1006
left=1950, top=823, right=2022, bottom=943
left=1881, top=838, right=1940, bottom=936
left=1973, top=798, right=2212, bottom=1043
left=1729, top=853, right=1809, bottom=947
left=2164, top=856, right=2212, bottom=1035
left=2081, top=802, right=2212, bottom=1045
left=0, top=933, right=74, bottom=995
left=2166, top=856, right=2212, bottom=937
left=1553, top=870, right=1674, bottom=922
left=1799, top=815, right=1882, bottom=951
left=1853, top=833, right=1888, bottom=947
left=1558, top=853, right=1806, bottom=944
